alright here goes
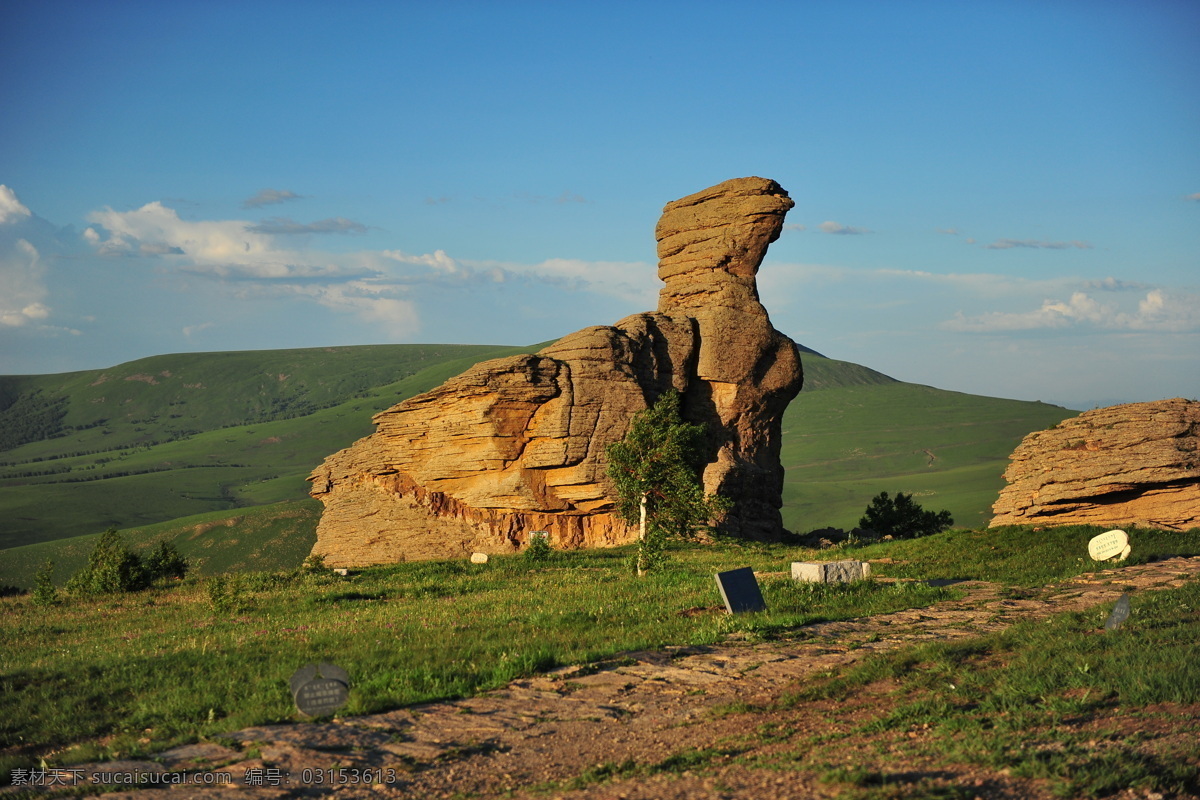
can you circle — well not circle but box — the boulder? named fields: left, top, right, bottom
left=308, top=177, right=803, bottom=566
left=989, top=398, right=1200, bottom=531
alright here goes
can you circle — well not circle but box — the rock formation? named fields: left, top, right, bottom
left=989, top=398, right=1200, bottom=531
left=308, top=177, right=803, bottom=565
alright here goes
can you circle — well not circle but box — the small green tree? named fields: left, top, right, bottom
left=859, top=491, right=953, bottom=539
left=32, top=559, right=58, bottom=606
left=524, top=532, right=553, bottom=563
left=144, top=539, right=189, bottom=582
left=606, top=391, right=729, bottom=576
left=66, top=528, right=149, bottom=595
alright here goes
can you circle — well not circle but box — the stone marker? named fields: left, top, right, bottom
left=470, top=552, right=489, bottom=564
left=333, top=568, right=349, bottom=576
left=791, top=560, right=871, bottom=584
left=529, top=530, right=549, bottom=543
left=1088, top=529, right=1131, bottom=562
left=290, top=662, right=350, bottom=717
left=1105, top=594, right=1132, bottom=632
left=715, top=567, right=766, bottom=614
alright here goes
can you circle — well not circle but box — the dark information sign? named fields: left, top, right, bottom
left=290, top=662, right=351, bottom=717
left=715, top=567, right=766, bottom=614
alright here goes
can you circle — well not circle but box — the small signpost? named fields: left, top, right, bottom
left=714, top=567, right=766, bottom=614
left=1105, top=594, right=1132, bottom=632
left=1088, top=529, right=1131, bottom=562
left=290, top=663, right=350, bottom=717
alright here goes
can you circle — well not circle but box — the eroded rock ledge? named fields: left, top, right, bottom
left=989, top=398, right=1200, bottom=530
left=309, top=177, right=803, bottom=566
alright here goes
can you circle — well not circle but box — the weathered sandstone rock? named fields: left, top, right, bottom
left=309, top=177, right=803, bottom=566
left=989, top=398, right=1200, bottom=530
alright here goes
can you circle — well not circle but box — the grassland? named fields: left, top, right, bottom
left=0, top=344, right=1077, bottom=565
left=780, top=378, right=1073, bottom=532
left=0, top=343, right=545, bottom=548
left=1, top=538, right=957, bottom=775
left=0, top=500, right=320, bottom=591
left=3, top=524, right=1198, bottom=794
left=787, top=579, right=1200, bottom=798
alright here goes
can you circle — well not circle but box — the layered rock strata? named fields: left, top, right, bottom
left=989, top=398, right=1200, bottom=530
left=308, top=177, right=803, bottom=566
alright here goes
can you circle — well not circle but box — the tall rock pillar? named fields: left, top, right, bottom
left=308, top=177, right=803, bottom=565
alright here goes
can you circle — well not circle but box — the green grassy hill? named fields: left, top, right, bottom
left=780, top=372, right=1073, bottom=532
left=0, top=345, right=1077, bottom=588
left=0, top=343, right=545, bottom=549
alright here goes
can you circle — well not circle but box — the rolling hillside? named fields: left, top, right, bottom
left=0, top=343, right=546, bottom=549
left=0, top=344, right=1077, bottom=586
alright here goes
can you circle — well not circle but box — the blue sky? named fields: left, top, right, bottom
left=1, top=0, right=1197, bottom=410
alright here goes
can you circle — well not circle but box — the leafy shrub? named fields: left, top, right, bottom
left=859, top=491, right=953, bottom=539
left=32, top=560, right=58, bottom=606
left=524, top=532, right=553, bottom=563
left=67, top=529, right=149, bottom=595
left=301, top=553, right=328, bottom=573
left=144, top=539, right=189, bottom=581
left=206, top=574, right=249, bottom=614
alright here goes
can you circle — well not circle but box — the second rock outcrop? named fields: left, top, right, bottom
left=989, top=398, right=1200, bottom=530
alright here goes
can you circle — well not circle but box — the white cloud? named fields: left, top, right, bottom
left=82, top=199, right=663, bottom=338
left=983, top=238, right=1092, bottom=250
left=242, top=188, right=304, bottom=208
left=383, top=248, right=462, bottom=274
left=782, top=223, right=806, bottom=233
left=818, top=220, right=871, bottom=235
left=88, top=201, right=273, bottom=266
left=0, top=185, right=32, bottom=224
left=468, top=257, right=658, bottom=306
left=0, top=238, right=50, bottom=327
left=182, top=321, right=214, bottom=338
left=83, top=201, right=425, bottom=333
left=1188, top=192, right=1200, bottom=202
left=936, top=227, right=960, bottom=235
left=943, top=289, right=1200, bottom=333
left=286, top=283, right=420, bottom=339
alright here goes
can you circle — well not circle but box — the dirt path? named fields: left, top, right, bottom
left=14, top=557, right=1200, bottom=800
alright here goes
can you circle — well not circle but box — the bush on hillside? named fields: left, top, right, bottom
left=32, top=559, right=58, bottom=605
left=144, top=539, right=189, bottom=581
left=67, top=530, right=191, bottom=596
left=524, top=532, right=553, bottom=563
left=67, top=529, right=149, bottom=595
left=859, top=491, right=954, bottom=539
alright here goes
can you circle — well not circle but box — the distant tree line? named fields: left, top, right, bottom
left=6, top=463, right=250, bottom=486
left=0, top=391, right=67, bottom=450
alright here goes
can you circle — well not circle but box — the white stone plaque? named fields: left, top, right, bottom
left=1088, top=529, right=1130, bottom=562
left=470, top=552, right=489, bottom=564
left=791, top=560, right=871, bottom=583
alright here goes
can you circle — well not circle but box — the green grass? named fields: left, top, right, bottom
left=800, top=580, right=1200, bottom=798
left=0, top=500, right=320, bottom=591
left=837, top=524, right=1200, bottom=587
left=0, top=540, right=957, bottom=775
left=5, top=526, right=1198, bottom=790
left=0, top=343, right=545, bottom=547
left=780, top=377, right=1075, bottom=532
